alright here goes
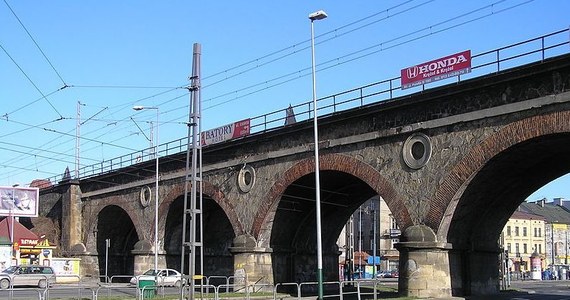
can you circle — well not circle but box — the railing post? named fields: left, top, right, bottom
left=333, top=95, right=337, bottom=113
left=541, top=36, right=545, bottom=62
left=496, top=50, right=501, bottom=73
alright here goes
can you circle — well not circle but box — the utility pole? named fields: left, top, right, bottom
left=358, top=207, right=362, bottom=278
left=180, top=43, right=202, bottom=300
left=75, top=101, right=81, bottom=178
left=372, top=200, right=377, bottom=277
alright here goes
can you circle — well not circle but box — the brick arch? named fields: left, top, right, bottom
left=251, top=153, right=411, bottom=239
left=162, top=180, right=244, bottom=236
left=431, top=110, right=570, bottom=240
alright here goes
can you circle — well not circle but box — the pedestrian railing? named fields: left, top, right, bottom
left=0, top=276, right=396, bottom=300
left=41, top=27, right=569, bottom=185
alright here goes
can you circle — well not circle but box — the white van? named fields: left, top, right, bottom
left=0, top=265, right=56, bottom=289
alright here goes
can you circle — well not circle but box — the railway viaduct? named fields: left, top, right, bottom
left=34, top=53, right=570, bottom=298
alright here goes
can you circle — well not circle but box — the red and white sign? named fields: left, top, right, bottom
left=19, top=238, right=39, bottom=247
left=401, top=50, right=471, bottom=89
left=201, top=119, right=251, bottom=146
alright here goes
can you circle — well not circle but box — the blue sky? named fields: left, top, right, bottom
left=1, top=0, right=569, bottom=200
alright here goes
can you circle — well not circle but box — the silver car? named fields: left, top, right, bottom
left=0, top=265, right=56, bottom=289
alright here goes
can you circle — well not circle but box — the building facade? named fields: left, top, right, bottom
left=337, top=196, right=401, bottom=278
left=519, top=198, right=570, bottom=275
left=501, top=210, right=546, bottom=274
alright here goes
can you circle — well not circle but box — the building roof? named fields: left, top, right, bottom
left=520, top=201, right=570, bottom=224
left=510, top=210, right=545, bottom=221
left=0, top=217, right=38, bottom=242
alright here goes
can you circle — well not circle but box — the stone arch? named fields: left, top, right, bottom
left=162, top=180, right=244, bottom=237
left=430, top=110, right=570, bottom=241
left=252, top=152, right=411, bottom=240
left=96, top=204, right=139, bottom=278
left=94, top=200, right=141, bottom=241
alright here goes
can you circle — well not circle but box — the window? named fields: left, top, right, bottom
left=523, top=227, right=527, bottom=237
left=539, top=244, right=542, bottom=253
left=515, top=243, right=520, bottom=255
left=506, top=226, right=511, bottom=236
left=390, top=216, right=398, bottom=230
left=534, top=228, right=538, bottom=237
left=507, top=243, right=511, bottom=254
left=515, top=227, right=520, bottom=236
left=391, top=239, right=398, bottom=247
left=538, top=228, right=542, bottom=237
left=523, top=244, right=527, bottom=254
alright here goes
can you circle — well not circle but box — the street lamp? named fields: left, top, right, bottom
left=10, top=183, right=19, bottom=264
left=132, top=105, right=160, bottom=272
left=309, top=9, right=327, bottom=300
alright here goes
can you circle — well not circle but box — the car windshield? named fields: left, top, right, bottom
left=1, top=266, right=18, bottom=274
left=142, top=269, right=159, bottom=276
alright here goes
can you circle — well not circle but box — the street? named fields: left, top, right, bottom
left=466, top=280, right=570, bottom=300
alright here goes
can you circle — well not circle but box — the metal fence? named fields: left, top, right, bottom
left=45, top=28, right=570, bottom=184
left=0, top=276, right=396, bottom=300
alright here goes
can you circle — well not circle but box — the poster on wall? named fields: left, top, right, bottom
left=0, top=247, right=12, bottom=271
left=0, top=186, right=39, bottom=217
left=51, top=259, right=80, bottom=276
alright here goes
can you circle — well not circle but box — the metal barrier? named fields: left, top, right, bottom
left=0, top=275, right=395, bottom=300
left=39, top=28, right=569, bottom=184
left=273, top=282, right=301, bottom=300
left=185, top=283, right=216, bottom=300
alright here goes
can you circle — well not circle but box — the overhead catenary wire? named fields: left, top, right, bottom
left=201, top=0, right=425, bottom=85
left=0, top=43, right=64, bottom=119
left=0, top=0, right=539, bottom=184
left=3, top=0, right=67, bottom=86
left=198, top=0, right=528, bottom=110
left=0, top=87, right=185, bottom=173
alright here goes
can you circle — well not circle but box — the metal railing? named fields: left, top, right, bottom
left=0, top=275, right=395, bottom=300
left=44, top=28, right=569, bottom=185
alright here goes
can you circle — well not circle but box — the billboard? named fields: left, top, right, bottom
left=201, top=119, right=251, bottom=146
left=0, top=186, right=39, bottom=217
left=401, top=50, right=471, bottom=89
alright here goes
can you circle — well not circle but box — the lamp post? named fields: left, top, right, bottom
left=132, top=105, right=159, bottom=272
left=309, top=9, right=327, bottom=300
left=10, top=183, right=19, bottom=264
left=372, top=201, right=377, bottom=278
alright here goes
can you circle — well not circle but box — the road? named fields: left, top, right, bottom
left=465, top=280, right=570, bottom=300
left=0, top=279, right=568, bottom=299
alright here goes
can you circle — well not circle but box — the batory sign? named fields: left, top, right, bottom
left=401, top=50, right=471, bottom=89
left=201, top=119, right=251, bottom=146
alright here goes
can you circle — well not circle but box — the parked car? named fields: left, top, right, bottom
left=0, top=265, right=56, bottom=289
left=129, top=269, right=184, bottom=287
left=376, top=271, right=392, bottom=278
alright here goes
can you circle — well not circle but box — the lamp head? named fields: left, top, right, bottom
left=309, top=10, right=328, bottom=21
left=133, top=106, right=144, bottom=111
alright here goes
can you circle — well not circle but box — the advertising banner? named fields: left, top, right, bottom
left=401, top=50, right=471, bottom=89
left=201, top=119, right=251, bottom=146
left=0, top=186, right=39, bottom=217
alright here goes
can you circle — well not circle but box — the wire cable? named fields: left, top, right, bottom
left=0, top=43, right=64, bottom=118
left=3, top=0, right=67, bottom=86
left=199, top=0, right=528, bottom=109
